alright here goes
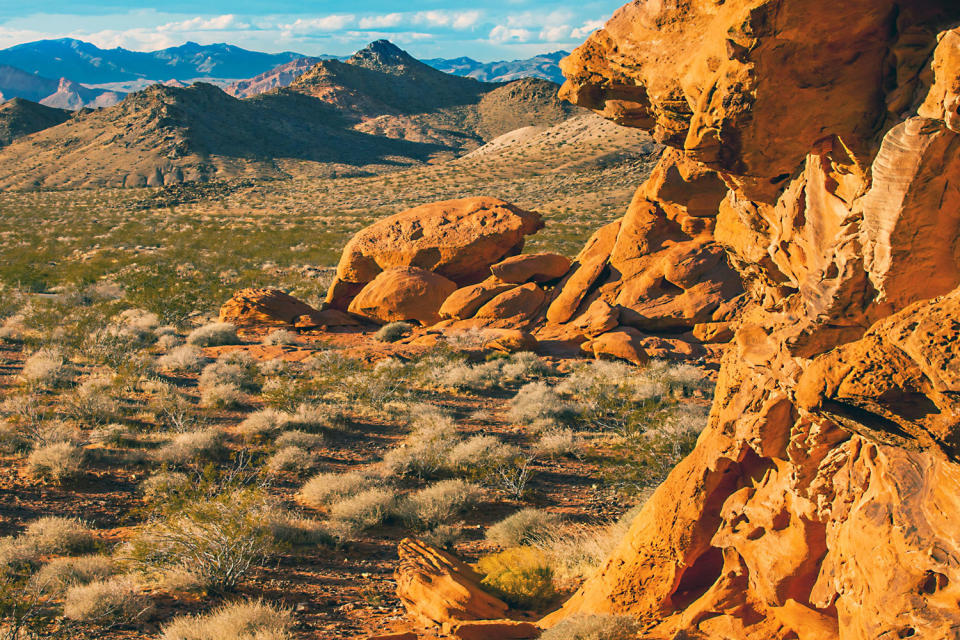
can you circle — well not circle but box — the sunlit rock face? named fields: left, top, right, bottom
left=542, top=2, right=960, bottom=638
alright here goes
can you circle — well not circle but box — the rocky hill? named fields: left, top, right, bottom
left=0, top=41, right=579, bottom=189
left=0, top=82, right=452, bottom=189
left=0, top=65, right=120, bottom=109
left=224, top=57, right=326, bottom=98
left=0, top=98, right=71, bottom=147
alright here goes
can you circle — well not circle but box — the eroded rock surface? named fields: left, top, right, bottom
left=538, top=3, right=960, bottom=639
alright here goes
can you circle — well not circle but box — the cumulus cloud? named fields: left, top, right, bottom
left=158, top=14, right=250, bottom=32
left=571, top=19, right=605, bottom=39
left=539, top=25, right=572, bottom=42
left=489, top=25, right=532, bottom=44
left=281, top=15, right=356, bottom=34
left=358, top=13, right=404, bottom=29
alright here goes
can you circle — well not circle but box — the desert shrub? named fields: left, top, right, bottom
left=446, top=435, right=520, bottom=479
left=486, top=509, right=563, bottom=548
left=507, top=382, right=575, bottom=425
left=186, top=322, right=240, bottom=347
left=26, top=442, right=85, bottom=484
left=89, top=423, right=137, bottom=448
left=199, top=360, right=257, bottom=392
left=62, top=374, right=119, bottom=424
left=24, top=516, right=96, bottom=555
left=154, top=429, right=226, bottom=467
left=374, top=322, right=412, bottom=343
left=275, top=430, right=325, bottom=451
left=141, top=471, right=192, bottom=504
left=435, top=360, right=502, bottom=391
left=539, top=615, right=642, bottom=640
left=532, top=506, right=642, bottom=590
left=160, top=600, right=293, bottom=640
left=400, top=479, right=483, bottom=530
left=326, top=488, right=396, bottom=539
left=264, top=447, right=316, bottom=477
left=156, top=345, right=208, bottom=372
left=298, top=471, right=377, bottom=509
left=476, top=547, right=556, bottom=609
left=236, top=408, right=285, bottom=440
left=265, top=515, right=332, bottom=547
left=157, top=333, right=183, bottom=350
left=262, top=329, right=298, bottom=346
left=200, top=383, right=244, bottom=409
left=378, top=406, right=460, bottom=479
left=279, top=403, right=337, bottom=433
left=500, top=352, right=555, bottom=382
left=421, top=523, right=464, bottom=549
left=128, top=491, right=279, bottom=592
left=31, top=555, right=116, bottom=594
left=535, top=429, right=579, bottom=458
left=63, top=576, right=153, bottom=624
left=19, top=348, right=72, bottom=389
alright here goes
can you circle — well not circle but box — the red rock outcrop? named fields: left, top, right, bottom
left=530, top=2, right=960, bottom=639
left=395, top=538, right=510, bottom=627
left=219, top=287, right=358, bottom=328
left=327, top=197, right=543, bottom=309
left=348, top=267, right=457, bottom=326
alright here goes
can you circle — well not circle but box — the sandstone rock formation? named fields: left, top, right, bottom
left=330, top=197, right=543, bottom=293
left=532, top=2, right=960, bottom=639
left=219, top=287, right=357, bottom=328
left=348, top=267, right=458, bottom=326
left=489, top=253, right=571, bottom=284
left=395, top=538, right=510, bottom=627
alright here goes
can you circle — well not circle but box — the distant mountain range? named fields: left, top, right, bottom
left=0, top=40, right=577, bottom=190
left=0, top=39, right=306, bottom=84
left=423, top=51, right=569, bottom=85
left=0, top=39, right=567, bottom=109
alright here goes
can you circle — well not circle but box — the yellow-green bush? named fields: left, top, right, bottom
left=475, top=547, right=556, bottom=610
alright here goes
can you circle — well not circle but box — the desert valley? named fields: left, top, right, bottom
left=1, top=1, right=960, bottom=640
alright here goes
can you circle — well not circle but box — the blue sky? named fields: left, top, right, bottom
left=0, top=2, right=623, bottom=60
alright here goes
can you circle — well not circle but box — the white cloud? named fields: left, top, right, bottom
left=281, top=15, right=356, bottom=34
left=412, top=10, right=482, bottom=29
left=158, top=14, right=249, bottom=32
left=506, top=10, right=575, bottom=28
left=76, top=28, right=179, bottom=51
left=571, top=19, right=604, bottom=39
left=539, top=25, right=572, bottom=42
left=489, top=25, right=532, bottom=44
left=358, top=13, right=404, bottom=29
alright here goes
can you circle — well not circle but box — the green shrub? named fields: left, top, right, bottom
left=476, top=547, right=556, bottom=610
left=374, top=322, right=413, bottom=343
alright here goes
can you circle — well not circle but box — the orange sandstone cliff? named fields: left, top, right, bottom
left=540, top=1, right=960, bottom=639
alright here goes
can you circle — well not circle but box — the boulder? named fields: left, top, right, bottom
left=568, top=298, right=620, bottom=338
left=490, top=253, right=572, bottom=284
left=334, top=197, right=543, bottom=286
left=449, top=620, right=542, bottom=640
left=348, top=267, right=457, bottom=326
left=546, top=220, right=620, bottom=324
left=440, top=278, right=516, bottom=320
left=481, top=329, right=538, bottom=354
left=219, top=288, right=324, bottom=327
left=473, top=283, right=547, bottom=327
left=580, top=327, right=649, bottom=365
left=395, top=538, right=509, bottom=627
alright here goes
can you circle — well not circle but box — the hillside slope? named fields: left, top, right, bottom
left=0, top=98, right=71, bottom=147
left=0, top=83, right=451, bottom=189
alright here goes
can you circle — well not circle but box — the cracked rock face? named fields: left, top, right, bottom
left=541, top=2, right=960, bottom=638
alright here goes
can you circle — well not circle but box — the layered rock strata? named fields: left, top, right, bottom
left=535, top=2, right=960, bottom=639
